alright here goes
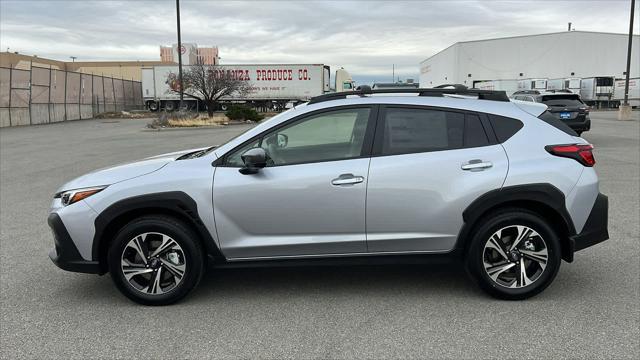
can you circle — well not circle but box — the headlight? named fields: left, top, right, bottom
left=54, top=186, right=107, bottom=206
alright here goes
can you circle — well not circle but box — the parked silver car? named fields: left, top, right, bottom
left=49, top=87, right=608, bottom=305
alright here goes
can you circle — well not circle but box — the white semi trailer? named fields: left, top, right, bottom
left=142, top=64, right=355, bottom=111
left=517, top=78, right=548, bottom=92
left=580, top=77, right=615, bottom=108
left=473, top=80, right=519, bottom=96
left=547, top=78, right=581, bottom=94
left=613, top=78, right=640, bottom=108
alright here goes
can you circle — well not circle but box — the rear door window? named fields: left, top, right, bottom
left=376, top=107, right=490, bottom=156
left=464, top=114, right=490, bottom=148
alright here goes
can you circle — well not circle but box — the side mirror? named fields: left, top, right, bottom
left=277, top=133, right=288, bottom=148
left=239, top=147, right=267, bottom=175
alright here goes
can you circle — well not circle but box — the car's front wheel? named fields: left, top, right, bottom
left=107, top=215, right=204, bottom=305
left=466, top=209, right=561, bottom=300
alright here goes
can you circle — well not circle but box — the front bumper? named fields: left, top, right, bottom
left=567, top=193, right=609, bottom=259
left=48, top=213, right=102, bottom=274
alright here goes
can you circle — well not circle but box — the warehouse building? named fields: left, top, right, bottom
left=160, top=43, right=219, bottom=65
left=0, top=52, right=169, bottom=81
left=419, top=31, right=639, bottom=88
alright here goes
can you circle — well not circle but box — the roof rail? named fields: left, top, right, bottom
left=307, top=86, right=510, bottom=104
left=543, top=89, right=574, bottom=94
left=512, top=90, right=542, bottom=95
left=433, top=83, right=469, bottom=91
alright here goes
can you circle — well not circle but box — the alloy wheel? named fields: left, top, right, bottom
left=482, top=225, right=549, bottom=288
left=120, top=232, right=186, bottom=295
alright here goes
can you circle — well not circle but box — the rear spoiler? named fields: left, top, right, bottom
left=511, top=99, right=547, bottom=117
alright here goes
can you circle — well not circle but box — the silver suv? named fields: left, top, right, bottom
left=48, top=87, right=609, bottom=305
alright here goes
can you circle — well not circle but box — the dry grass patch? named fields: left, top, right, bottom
left=167, top=114, right=228, bottom=127
left=96, top=111, right=156, bottom=119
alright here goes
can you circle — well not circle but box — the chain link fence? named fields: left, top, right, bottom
left=0, top=65, right=143, bottom=127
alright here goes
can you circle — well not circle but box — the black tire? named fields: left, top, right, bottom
left=148, top=101, right=159, bottom=112
left=107, top=215, right=204, bottom=306
left=465, top=208, right=561, bottom=300
left=164, top=101, right=176, bottom=112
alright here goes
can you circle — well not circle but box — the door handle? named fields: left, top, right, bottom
left=461, top=160, right=493, bottom=171
left=331, top=174, right=364, bottom=186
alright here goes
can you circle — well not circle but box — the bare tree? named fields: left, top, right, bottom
left=168, top=63, right=251, bottom=117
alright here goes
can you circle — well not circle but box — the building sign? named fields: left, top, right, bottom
left=172, top=43, right=197, bottom=65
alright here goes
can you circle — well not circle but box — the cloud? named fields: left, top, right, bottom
left=1, top=0, right=636, bottom=85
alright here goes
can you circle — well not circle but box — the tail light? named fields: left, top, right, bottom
left=545, top=144, right=595, bottom=166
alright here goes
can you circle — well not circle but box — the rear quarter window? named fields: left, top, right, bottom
left=488, top=115, right=524, bottom=142
left=537, top=111, right=578, bottom=136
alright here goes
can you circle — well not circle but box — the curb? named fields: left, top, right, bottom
left=142, top=123, right=255, bottom=132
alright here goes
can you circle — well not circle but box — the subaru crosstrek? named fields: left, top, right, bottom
left=512, top=90, right=591, bottom=135
left=49, top=87, right=609, bottom=305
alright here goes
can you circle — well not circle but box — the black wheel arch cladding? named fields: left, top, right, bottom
left=92, top=191, right=223, bottom=272
left=457, top=183, right=576, bottom=261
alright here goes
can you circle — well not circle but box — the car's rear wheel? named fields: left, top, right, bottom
left=107, top=215, right=204, bottom=305
left=466, top=209, right=561, bottom=300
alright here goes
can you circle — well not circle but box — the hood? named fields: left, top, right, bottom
left=58, top=147, right=209, bottom=191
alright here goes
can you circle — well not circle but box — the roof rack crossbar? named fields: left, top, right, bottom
left=307, top=87, right=510, bottom=104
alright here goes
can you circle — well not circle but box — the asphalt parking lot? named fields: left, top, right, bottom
left=1, top=111, right=638, bottom=359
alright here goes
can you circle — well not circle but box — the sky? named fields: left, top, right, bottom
left=1, top=0, right=637, bottom=85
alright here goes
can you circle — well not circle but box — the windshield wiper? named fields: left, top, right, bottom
left=178, top=146, right=217, bottom=160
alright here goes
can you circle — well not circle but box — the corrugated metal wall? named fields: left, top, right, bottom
left=419, top=32, right=640, bottom=88
left=0, top=65, right=143, bottom=127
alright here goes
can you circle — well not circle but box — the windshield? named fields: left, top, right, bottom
left=541, top=95, right=584, bottom=107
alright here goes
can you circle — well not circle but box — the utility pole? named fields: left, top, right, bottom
left=176, top=0, right=184, bottom=110
left=392, top=64, right=395, bottom=83
left=619, top=0, right=636, bottom=120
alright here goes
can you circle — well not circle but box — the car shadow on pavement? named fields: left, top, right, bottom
left=189, top=263, right=481, bottom=302
left=52, top=260, right=596, bottom=305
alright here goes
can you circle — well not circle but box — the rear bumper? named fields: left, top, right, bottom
left=48, top=213, right=102, bottom=274
left=567, top=193, right=609, bottom=259
left=565, top=116, right=591, bottom=131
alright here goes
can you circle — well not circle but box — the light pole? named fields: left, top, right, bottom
left=619, top=0, right=636, bottom=120
left=69, top=56, right=76, bottom=62
left=392, top=64, right=397, bottom=84
left=176, top=0, right=184, bottom=110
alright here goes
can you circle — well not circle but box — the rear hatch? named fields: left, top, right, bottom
left=540, top=94, right=589, bottom=124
